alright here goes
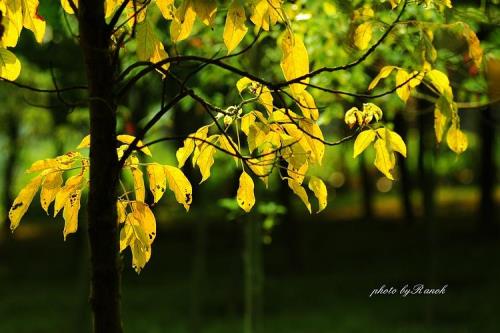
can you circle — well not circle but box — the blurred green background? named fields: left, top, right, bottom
left=0, top=1, right=499, bottom=332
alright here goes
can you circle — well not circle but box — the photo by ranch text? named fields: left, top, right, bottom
left=369, top=284, right=448, bottom=298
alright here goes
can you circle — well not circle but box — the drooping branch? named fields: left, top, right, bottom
left=0, top=77, right=87, bottom=93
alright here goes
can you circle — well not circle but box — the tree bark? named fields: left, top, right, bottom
left=79, top=1, right=122, bottom=333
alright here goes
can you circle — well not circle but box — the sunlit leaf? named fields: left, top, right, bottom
left=395, top=69, right=411, bottom=102
left=62, top=189, right=81, bottom=240
left=237, top=171, right=255, bottom=213
left=353, top=129, right=376, bottom=158
left=368, top=66, right=397, bottom=91
left=354, top=22, right=372, bottom=50
left=164, top=165, right=193, bottom=211
left=0, top=48, right=21, bottom=80
left=146, top=163, right=167, bottom=204
left=308, top=176, right=327, bottom=213
left=40, top=171, right=63, bottom=214
left=373, top=139, right=395, bottom=180
left=9, top=174, right=43, bottom=231
left=446, top=124, right=468, bottom=154
left=287, top=179, right=312, bottom=213
left=280, top=30, right=309, bottom=96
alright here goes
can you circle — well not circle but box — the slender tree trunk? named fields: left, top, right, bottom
left=359, top=154, right=374, bottom=221
left=2, top=113, right=19, bottom=237
left=418, top=98, right=437, bottom=324
left=243, top=215, right=263, bottom=333
left=394, top=112, right=415, bottom=223
left=79, top=2, right=122, bottom=333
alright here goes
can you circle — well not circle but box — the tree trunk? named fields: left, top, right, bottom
left=2, top=113, right=19, bottom=237
left=359, top=154, right=374, bottom=221
left=243, top=215, right=263, bottom=333
left=79, top=2, right=122, bottom=333
left=394, top=111, right=415, bottom=223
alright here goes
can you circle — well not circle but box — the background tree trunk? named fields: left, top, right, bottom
left=2, top=113, right=19, bottom=237
left=79, top=1, right=122, bottom=333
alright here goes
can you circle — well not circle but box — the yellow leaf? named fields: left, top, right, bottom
left=434, top=96, right=451, bottom=143
left=130, top=238, right=151, bottom=273
left=0, top=48, right=21, bottom=80
left=248, top=122, right=269, bottom=153
left=54, top=174, right=85, bottom=217
left=223, top=1, right=248, bottom=54
left=299, top=119, right=325, bottom=165
left=446, top=125, right=468, bottom=154
left=354, top=22, right=372, bottom=50
left=129, top=158, right=145, bottom=202
left=344, top=107, right=363, bottom=128
left=464, top=26, right=482, bottom=68
left=40, top=171, right=63, bottom=214
left=130, top=201, right=156, bottom=243
left=9, top=174, right=43, bottom=231
left=376, top=128, right=407, bottom=158
left=27, top=152, right=80, bottom=173
left=395, top=69, right=411, bottom=102
left=427, top=69, right=453, bottom=100
left=256, top=85, right=274, bottom=114
left=20, top=0, right=46, bottom=43
left=236, top=77, right=253, bottom=93
left=0, top=1, right=22, bottom=48
left=250, top=0, right=269, bottom=32
left=363, top=103, right=383, bottom=123
left=368, top=66, right=397, bottom=91
left=62, top=189, right=81, bottom=240
left=77, top=135, right=90, bottom=149
left=308, top=176, right=327, bottom=213
left=117, top=134, right=152, bottom=156
left=241, top=113, right=256, bottom=136
left=146, top=163, right=167, bottom=204
left=176, top=125, right=209, bottom=168
left=170, top=0, right=196, bottom=43
left=195, top=135, right=218, bottom=183
left=149, top=39, right=170, bottom=74
left=193, top=0, right=217, bottom=26
left=373, top=139, right=395, bottom=180
left=219, top=134, right=239, bottom=164
left=105, top=0, right=119, bottom=18
left=287, top=161, right=308, bottom=185
left=117, top=200, right=127, bottom=224
left=164, top=165, right=193, bottom=211
left=287, top=179, right=311, bottom=213
left=280, top=30, right=310, bottom=96
left=120, top=223, right=134, bottom=252
left=295, top=90, right=318, bottom=120
left=353, top=129, right=376, bottom=158
left=156, top=0, right=175, bottom=20
left=60, top=0, right=76, bottom=14
left=237, top=171, right=255, bottom=213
